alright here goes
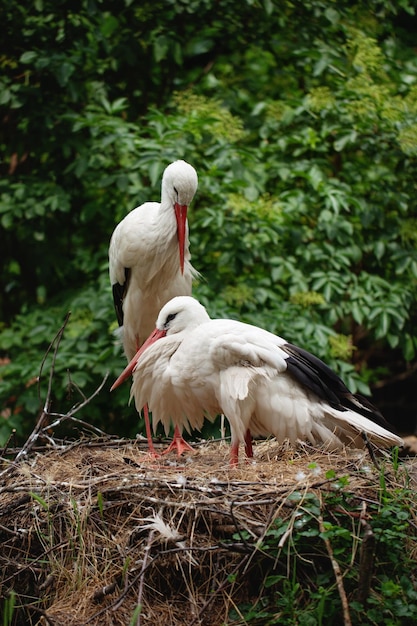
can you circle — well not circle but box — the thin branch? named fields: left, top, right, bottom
left=47, top=413, right=109, bottom=437
left=46, top=372, right=110, bottom=431
left=92, top=581, right=119, bottom=602
left=15, top=313, right=71, bottom=462
left=64, top=371, right=109, bottom=417
left=357, top=503, right=375, bottom=606
left=27, top=606, right=56, bottom=626
left=189, top=553, right=252, bottom=626
left=319, top=513, right=352, bottom=626
left=66, top=368, right=87, bottom=403
left=135, top=530, right=155, bottom=626
left=85, top=562, right=155, bottom=623
left=361, top=432, right=380, bottom=471
left=12, top=314, right=110, bottom=464
left=0, top=428, right=17, bottom=460
left=37, top=312, right=71, bottom=413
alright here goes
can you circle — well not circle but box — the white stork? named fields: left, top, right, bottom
left=109, top=161, right=199, bottom=456
left=111, top=296, right=403, bottom=466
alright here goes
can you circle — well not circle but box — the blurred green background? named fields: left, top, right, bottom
left=1, top=0, right=417, bottom=445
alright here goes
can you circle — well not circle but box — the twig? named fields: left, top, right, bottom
left=46, top=373, right=110, bottom=431
left=1, top=541, right=69, bottom=586
left=15, top=313, right=71, bottom=462
left=38, top=573, right=55, bottom=592
left=135, top=530, right=155, bottom=626
left=189, top=553, right=252, bottom=626
left=361, top=432, right=380, bottom=470
left=85, top=561, right=156, bottom=623
left=229, top=499, right=256, bottom=552
left=49, top=414, right=109, bottom=436
left=92, top=581, right=119, bottom=602
left=37, top=312, right=71, bottom=412
left=66, top=368, right=87, bottom=403
left=27, top=606, right=56, bottom=626
left=12, top=312, right=109, bottom=464
left=318, top=513, right=352, bottom=626
left=357, top=503, right=375, bottom=605
left=0, top=429, right=17, bottom=460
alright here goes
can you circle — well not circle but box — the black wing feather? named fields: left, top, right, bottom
left=282, top=343, right=398, bottom=434
left=283, top=343, right=346, bottom=408
left=112, top=267, right=130, bottom=327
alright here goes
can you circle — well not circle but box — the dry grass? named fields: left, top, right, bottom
left=0, top=436, right=416, bottom=626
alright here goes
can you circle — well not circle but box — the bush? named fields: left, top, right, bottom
left=1, top=0, right=417, bottom=444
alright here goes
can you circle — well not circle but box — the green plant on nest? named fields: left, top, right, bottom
left=227, top=455, right=417, bottom=625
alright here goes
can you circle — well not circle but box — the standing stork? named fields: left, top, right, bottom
left=111, top=296, right=403, bottom=467
left=109, top=161, right=199, bottom=456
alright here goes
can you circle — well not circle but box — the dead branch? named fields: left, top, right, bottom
left=319, top=512, right=352, bottom=626
left=15, top=313, right=72, bottom=462
left=189, top=553, right=252, bottom=626
left=135, top=530, right=155, bottom=626
left=38, top=312, right=71, bottom=413
left=46, top=372, right=110, bottom=433
left=11, top=314, right=110, bottom=465
left=357, top=502, right=375, bottom=605
left=0, top=428, right=17, bottom=460
left=357, top=522, right=375, bottom=605
left=92, top=581, right=119, bottom=602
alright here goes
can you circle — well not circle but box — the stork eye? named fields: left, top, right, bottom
left=165, top=312, right=177, bottom=326
left=173, top=186, right=179, bottom=197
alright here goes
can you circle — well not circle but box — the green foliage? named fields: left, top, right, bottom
left=2, top=591, right=16, bottom=626
left=227, top=457, right=417, bottom=625
left=1, top=0, right=417, bottom=444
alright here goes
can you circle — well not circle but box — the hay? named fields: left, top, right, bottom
left=0, top=437, right=416, bottom=626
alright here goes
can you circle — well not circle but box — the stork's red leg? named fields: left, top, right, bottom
left=136, top=338, right=160, bottom=458
left=162, top=426, right=194, bottom=456
left=244, top=429, right=253, bottom=460
left=230, top=441, right=239, bottom=468
left=230, top=430, right=252, bottom=467
left=143, top=404, right=159, bottom=458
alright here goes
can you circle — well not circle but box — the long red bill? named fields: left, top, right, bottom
left=110, top=328, right=167, bottom=391
left=174, top=202, right=188, bottom=274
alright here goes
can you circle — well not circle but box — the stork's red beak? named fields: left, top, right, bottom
left=174, top=202, right=188, bottom=274
left=110, top=328, right=167, bottom=391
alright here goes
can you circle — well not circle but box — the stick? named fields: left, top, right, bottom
left=15, top=313, right=71, bottom=462
left=318, top=514, right=352, bottom=626
left=361, top=432, right=380, bottom=470
left=135, top=530, right=155, bottom=626
left=357, top=503, right=375, bottom=605
left=46, top=372, right=109, bottom=430
left=0, top=428, right=17, bottom=460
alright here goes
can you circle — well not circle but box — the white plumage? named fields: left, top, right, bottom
left=109, top=160, right=198, bottom=360
left=112, top=296, right=403, bottom=466
left=109, top=161, right=199, bottom=455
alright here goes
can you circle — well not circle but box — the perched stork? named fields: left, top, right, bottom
left=109, top=161, right=199, bottom=456
left=111, top=296, right=403, bottom=466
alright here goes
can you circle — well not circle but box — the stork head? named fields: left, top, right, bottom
left=162, top=161, right=198, bottom=274
left=110, top=296, right=209, bottom=391
left=154, top=296, right=209, bottom=335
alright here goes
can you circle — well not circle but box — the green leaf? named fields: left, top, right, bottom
left=20, top=51, right=37, bottom=64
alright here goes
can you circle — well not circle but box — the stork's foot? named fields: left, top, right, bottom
left=162, top=434, right=194, bottom=456
left=146, top=446, right=161, bottom=460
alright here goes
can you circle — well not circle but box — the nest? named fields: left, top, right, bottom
left=1, top=436, right=416, bottom=626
